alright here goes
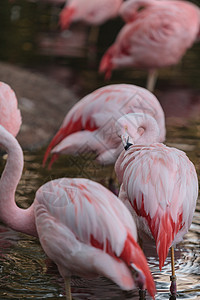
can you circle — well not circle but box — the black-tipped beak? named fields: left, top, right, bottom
left=124, top=142, right=133, bottom=151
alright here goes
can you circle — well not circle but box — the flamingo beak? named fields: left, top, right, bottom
left=121, top=133, right=133, bottom=150
left=131, top=262, right=156, bottom=299
left=132, top=266, right=146, bottom=290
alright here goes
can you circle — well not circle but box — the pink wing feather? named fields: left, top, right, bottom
left=34, top=177, right=156, bottom=297
left=43, top=84, right=165, bottom=167
left=116, top=143, right=198, bottom=270
left=100, top=0, right=200, bottom=74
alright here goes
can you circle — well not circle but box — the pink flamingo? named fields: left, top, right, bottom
left=0, top=81, right=21, bottom=137
left=59, top=0, right=122, bottom=30
left=99, top=0, right=200, bottom=91
left=114, top=113, right=199, bottom=296
left=43, top=83, right=165, bottom=168
left=0, top=125, right=156, bottom=300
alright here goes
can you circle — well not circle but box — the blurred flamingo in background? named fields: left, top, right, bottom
left=99, top=0, right=200, bottom=91
left=59, top=0, right=122, bottom=30
left=0, top=124, right=156, bottom=300
left=115, top=113, right=199, bottom=296
left=59, top=0, right=123, bottom=53
left=43, top=84, right=166, bottom=168
left=0, top=81, right=21, bottom=137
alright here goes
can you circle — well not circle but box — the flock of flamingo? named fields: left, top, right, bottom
left=0, top=0, right=200, bottom=299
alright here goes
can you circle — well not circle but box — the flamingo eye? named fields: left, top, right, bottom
left=137, top=5, right=145, bottom=12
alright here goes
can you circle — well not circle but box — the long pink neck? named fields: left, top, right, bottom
left=0, top=126, right=37, bottom=237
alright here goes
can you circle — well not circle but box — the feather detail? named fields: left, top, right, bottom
left=116, top=142, right=198, bottom=269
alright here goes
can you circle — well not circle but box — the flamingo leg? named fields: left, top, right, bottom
left=146, top=69, right=158, bottom=92
left=88, top=25, right=100, bottom=45
left=137, top=237, right=146, bottom=300
left=64, top=277, right=72, bottom=300
left=87, top=25, right=100, bottom=66
left=139, top=288, right=146, bottom=300
left=169, top=246, right=177, bottom=299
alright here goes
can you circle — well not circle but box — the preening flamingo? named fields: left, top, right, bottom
left=0, top=81, right=21, bottom=137
left=99, top=0, right=200, bottom=91
left=59, top=0, right=122, bottom=30
left=0, top=124, right=156, bottom=299
left=114, top=113, right=199, bottom=296
left=43, top=83, right=165, bottom=168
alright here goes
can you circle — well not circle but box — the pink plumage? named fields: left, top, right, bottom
left=99, top=0, right=200, bottom=79
left=115, top=113, right=198, bottom=271
left=59, top=0, right=122, bottom=30
left=0, top=81, right=21, bottom=137
left=43, top=84, right=165, bottom=167
left=0, top=125, right=156, bottom=298
left=35, top=177, right=156, bottom=297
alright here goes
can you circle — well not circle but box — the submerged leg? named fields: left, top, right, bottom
left=64, top=277, right=72, bottom=300
left=169, top=246, right=177, bottom=299
left=146, top=69, right=158, bottom=92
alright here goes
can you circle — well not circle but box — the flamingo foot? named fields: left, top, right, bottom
left=170, top=275, right=177, bottom=299
left=139, top=289, right=146, bottom=300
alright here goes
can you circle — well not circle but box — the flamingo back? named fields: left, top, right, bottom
left=115, top=143, right=198, bottom=270
left=43, top=84, right=165, bottom=166
left=0, top=82, right=21, bottom=137
left=100, top=0, right=200, bottom=74
left=34, top=178, right=156, bottom=297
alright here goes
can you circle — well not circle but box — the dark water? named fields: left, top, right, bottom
left=0, top=0, right=200, bottom=299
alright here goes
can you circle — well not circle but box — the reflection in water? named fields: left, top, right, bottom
left=0, top=125, right=200, bottom=299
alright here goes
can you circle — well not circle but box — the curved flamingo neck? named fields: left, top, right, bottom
left=0, top=126, right=37, bottom=236
left=136, top=115, right=160, bottom=145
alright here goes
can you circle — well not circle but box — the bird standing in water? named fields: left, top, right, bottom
left=115, top=113, right=199, bottom=297
left=99, top=0, right=200, bottom=91
left=43, top=83, right=165, bottom=168
left=0, top=124, right=156, bottom=299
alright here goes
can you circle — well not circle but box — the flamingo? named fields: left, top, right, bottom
left=59, top=0, right=122, bottom=30
left=0, top=81, right=21, bottom=137
left=43, top=83, right=166, bottom=168
left=0, top=124, right=156, bottom=300
left=114, top=113, right=199, bottom=296
left=99, top=0, right=200, bottom=91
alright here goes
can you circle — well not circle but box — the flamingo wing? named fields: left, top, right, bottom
left=34, top=177, right=156, bottom=297
left=43, top=84, right=165, bottom=166
left=116, top=143, right=198, bottom=270
left=100, top=0, right=199, bottom=72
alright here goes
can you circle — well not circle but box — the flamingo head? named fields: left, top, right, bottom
left=115, top=113, right=145, bottom=149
